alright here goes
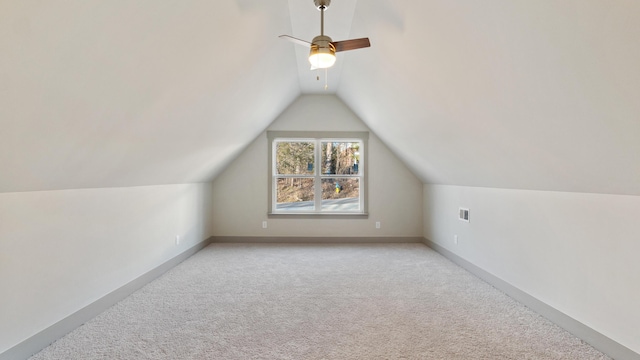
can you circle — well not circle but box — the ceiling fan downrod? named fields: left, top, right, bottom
left=321, top=5, right=325, bottom=35
left=314, top=0, right=331, bottom=36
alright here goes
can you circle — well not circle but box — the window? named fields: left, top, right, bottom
left=268, top=131, right=368, bottom=216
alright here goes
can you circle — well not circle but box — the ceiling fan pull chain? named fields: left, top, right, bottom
left=325, top=68, right=328, bottom=90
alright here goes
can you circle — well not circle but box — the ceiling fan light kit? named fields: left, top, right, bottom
left=280, top=0, right=370, bottom=70
left=309, top=36, right=336, bottom=69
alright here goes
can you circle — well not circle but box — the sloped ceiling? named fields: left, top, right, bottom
left=0, top=0, right=300, bottom=192
left=2, top=0, right=639, bottom=195
left=339, top=0, right=640, bottom=195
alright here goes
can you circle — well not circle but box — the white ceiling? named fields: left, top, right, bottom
left=1, top=0, right=639, bottom=195
left=1, top=0, right=300, bottom=192
left=339, top=0, right=640, bottom=194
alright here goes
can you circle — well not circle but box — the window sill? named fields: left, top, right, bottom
left=268, top=212, right=369, bottom=219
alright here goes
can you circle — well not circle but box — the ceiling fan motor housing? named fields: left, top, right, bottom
left=311, top=35, right=334, bottom=50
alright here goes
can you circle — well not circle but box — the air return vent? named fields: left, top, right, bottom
left=459, top=208, right=470, bottom=222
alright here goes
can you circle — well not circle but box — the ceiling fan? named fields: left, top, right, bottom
left=279, top=0, right=371, bottom=70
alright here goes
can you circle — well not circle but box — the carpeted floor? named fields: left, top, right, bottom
left=30, top=243, right=609, bottom=359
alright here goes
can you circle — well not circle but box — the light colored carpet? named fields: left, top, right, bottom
left=30, top=243, right=609, bottom=359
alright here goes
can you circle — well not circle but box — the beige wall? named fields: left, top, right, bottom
left=423, top=184, right=640, bottom=354
left=211, top=95, right=423, bottom=238
left=0, top=183, right=213, bottom=353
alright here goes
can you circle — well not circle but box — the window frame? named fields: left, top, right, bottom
left=267, top=131, right=369, bottom=218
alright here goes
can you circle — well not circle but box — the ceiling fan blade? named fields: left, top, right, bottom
left=279, top=35, right=312, bottom=48
left=332, top=38, right=371, bottom=52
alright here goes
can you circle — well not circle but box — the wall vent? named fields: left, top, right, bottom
left=459, top=208, right=470, bottom=222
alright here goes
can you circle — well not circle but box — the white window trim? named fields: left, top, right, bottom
left=267, top=131, right=369, bottom=218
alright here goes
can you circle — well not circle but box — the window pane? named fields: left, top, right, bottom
left=276, top=142, right=315, bottom=175
left=275, top=177, right=315, bottom=211
left=321, top=178, right=359, bottom=211
left=321, top=142, right=360, bottom=175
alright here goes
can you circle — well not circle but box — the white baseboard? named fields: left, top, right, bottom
left=210, top=236, right=424, bottom=243
left=422, top=237, right=640, bottom=360
left=0, top=238, right=212, bottom=360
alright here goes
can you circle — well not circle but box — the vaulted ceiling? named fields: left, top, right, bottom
left=2, top=0, right=639, bottom=195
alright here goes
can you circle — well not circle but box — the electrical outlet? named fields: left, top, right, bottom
left=375, top=221, right=381, bottom=229
left=454, top=235, right=458, bottom=245
left=262, top=221, right=268, bottom=229
left=175, top=235, right=180, bottom=245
